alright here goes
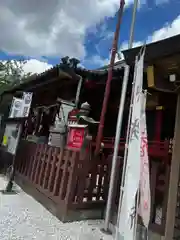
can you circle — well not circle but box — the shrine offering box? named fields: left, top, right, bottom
left=67, top=124, right=88, bottom=151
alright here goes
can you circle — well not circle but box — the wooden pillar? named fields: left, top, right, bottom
left=164, top=94, right=180, bottom=240
left=155, top=106, right=163, bottom=141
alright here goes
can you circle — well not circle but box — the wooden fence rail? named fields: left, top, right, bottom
left=15, top=141, right=112, bottom=213
left=15, top=140, right=170, bottom=234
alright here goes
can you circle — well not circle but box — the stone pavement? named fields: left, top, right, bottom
left=0, top=176, right=113, bottom=240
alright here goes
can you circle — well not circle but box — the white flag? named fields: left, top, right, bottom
left=117, top=51, right=145, bottom=239
left=139, top=91, right=151, bottom=228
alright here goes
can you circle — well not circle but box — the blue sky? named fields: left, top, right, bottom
left=0, top=0, right=180, bottom=73
left=83, top=0, right=180, bottom=68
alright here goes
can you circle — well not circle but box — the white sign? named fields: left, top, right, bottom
left=139, top=92, right=151, bottom=228
left=9, top=92, right=33, bottom=118
left=117, top=51, right=145, bottom=240
left=2, top=123, right=21, bottom=155
left=20, top=92, right=33, bottom=118
left=9, top=97, right=23, bottom=118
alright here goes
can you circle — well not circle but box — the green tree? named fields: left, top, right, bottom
left=0, top=60, right=31, bottom=94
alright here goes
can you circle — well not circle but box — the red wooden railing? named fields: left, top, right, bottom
left=15, top=140, right=171, bottom=234
left=15, top=141, right=112, bottom=213
left=92, top=137, right=171, bottom=159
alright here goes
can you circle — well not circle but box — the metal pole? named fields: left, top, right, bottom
left=103, top=0, right=139, bottom=232
left=95, top=0, right=125, bottom=155
left=114, top=0, right=139, bottom=235
left=128, top=0, right=139, bottom=49
left=103, top=65, right=130, bottom=232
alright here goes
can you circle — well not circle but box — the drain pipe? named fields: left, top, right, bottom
left=75, top=75, right=83, bottom=108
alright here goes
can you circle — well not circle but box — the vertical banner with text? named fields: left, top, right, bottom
left=117, top=50, right=145, bottom=240
left=139, top=91, right=151, bottom=229
left=20, top=92, right=33, bottom=118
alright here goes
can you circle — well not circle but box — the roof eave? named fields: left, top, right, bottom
left=122, top=34, right=180, bottom=65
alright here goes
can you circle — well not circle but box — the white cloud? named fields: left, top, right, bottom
left=86, top=51, right=124, bottom=68
left=23, top=59, right=52, bottom=74
left=0, top=0, right=136, bottom=60
left=88, top=55, right=110, bottom=67
left=0, top=59, right=53, bottom=76
left=148, top=15, right=180, bottom=42
left=120, top=14, right=180, bottom=52
left=0, top=0, right=171, bottom=71
left=120, top=41, right=143, bottom=51
left=155, top=0, right=169, bottom=5
left=1, top=0, right=168, bottom=60
left=91, top=14, right=180, bottom=67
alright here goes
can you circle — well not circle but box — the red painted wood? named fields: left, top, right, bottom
left=52, top=148, right=64, bottom=195
left=27, top=144, right=37, bottom=178
left=15, top=140, right=171, bottom=235
left=155, top=110, right=163, bottom=141
left=42, top=146, right=53, bottom=189
left=65, top=151, right=79, bottom=207
left=59, top=150, right=71, bottom=200
left=30, top=144, right=40, bottom=181
left=38, top=145, right=47, bottom=186
left=92, top=138, right=170, bottom=159
left=34, top=144, right=44, bottom=184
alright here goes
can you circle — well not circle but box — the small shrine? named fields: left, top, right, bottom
left=0, top=35, right=180, bottom=239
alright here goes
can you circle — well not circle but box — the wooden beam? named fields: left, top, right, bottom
left=147, top=65, right=155, bottom=88
left=147, top=64, right=178, bottom=93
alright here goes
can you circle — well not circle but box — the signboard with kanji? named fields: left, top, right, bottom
left=9, top=92, right=33, bottom=119
left=67, top=124, right=87, bottom=150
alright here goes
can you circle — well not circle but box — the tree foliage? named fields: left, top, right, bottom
left=0, top=60, right=31, bottom=94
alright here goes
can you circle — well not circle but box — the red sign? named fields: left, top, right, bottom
left=67, top=126, right=86, bottom=150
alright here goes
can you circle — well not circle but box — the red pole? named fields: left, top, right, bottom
left=95, top=0, right=125, bottom=155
